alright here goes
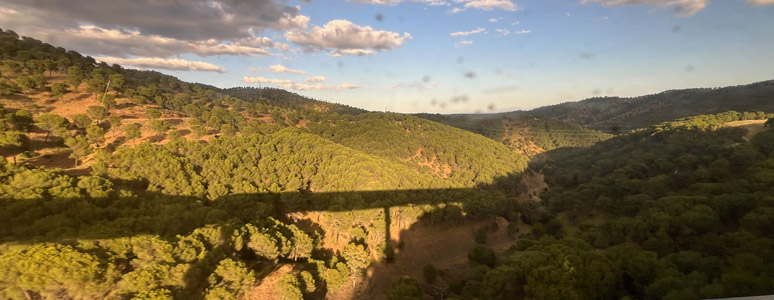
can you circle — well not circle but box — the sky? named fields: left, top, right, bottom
left=1, top=0, right=773, bottom=113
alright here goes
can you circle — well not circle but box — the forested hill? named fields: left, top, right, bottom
left=306, top=112, right=528, bottom=185
left=460, top=117, right=774, bottom=300
left=222, top=87, right=366, bottom=115
left=417, top=112, right=612, bottom=156
left=526, top=80, right=774, bottom=131
left=0, top=27, right=526, bottom=187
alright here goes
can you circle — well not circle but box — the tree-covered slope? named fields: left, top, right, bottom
left=306, top=112, right=529, bottom=186
left=454, top=120, right=774, bottom=300
left=528, top=80, right=774, bottom=131
left=109, top=128, right=450, bottom=199
left=222, top=87, right=366, bottom=115
left=417, top=112, right=612, bottom=156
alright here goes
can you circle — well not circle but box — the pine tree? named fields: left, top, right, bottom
left=50, top=82, right=67, bottom=103
left=125, top=123, right=142, bottom=145
left=86, top=125, right=105, bottom=149
left=87, top=105, right=108, bottom=126
left=72, top=114, right=92, bottom=132
left=35, top=113, right=67, bottom=143
left=65, top=135, right=92, bottom=167
left=67, top=66, right=84, bottom=90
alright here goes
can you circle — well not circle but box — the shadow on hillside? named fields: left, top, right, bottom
left=166, top=118, right=184, bottom=127
left=22, top=151, right=75, bottom=169
left=68, top=93, right=90, bottom=102
left=0, top=171, right=531, bottom=299
left=105, top=136, right=127, bottom=151
left=147, top=133, right=167, bottom=143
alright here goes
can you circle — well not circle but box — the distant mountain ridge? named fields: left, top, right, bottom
left=526, top=80, right=774, bottom=131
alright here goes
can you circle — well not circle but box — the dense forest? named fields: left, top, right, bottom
left=451, top=117, right=774, bottom=300
left=2, top=27, right=774, bottom=300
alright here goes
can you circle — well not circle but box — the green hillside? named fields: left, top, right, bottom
left=306, top=112, right=528, bottom=185
left=417, top=113, right=612, bottom=156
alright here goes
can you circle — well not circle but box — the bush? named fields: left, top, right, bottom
left=475, top=228, right=487, bottom=244
left=422, top=264, right=437, bottom=284
left=468, top=244, right=496, bottom=267
left=388, top=276, right=423, bottom=300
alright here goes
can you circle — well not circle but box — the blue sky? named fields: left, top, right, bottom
left=2, top=0, right=773, bottom=113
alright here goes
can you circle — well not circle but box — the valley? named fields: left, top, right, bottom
left=1, top=28, right=774, bottom=300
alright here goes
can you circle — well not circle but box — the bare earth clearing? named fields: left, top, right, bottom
left=723, top=119, right=767, bottom=140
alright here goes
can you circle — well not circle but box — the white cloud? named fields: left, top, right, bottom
left=269, top=64, right=307, bottom=75
left=511, top=21, right=520, bottom=25
left=747, top=0, right=774, bottom=5
left=331, top=49, right=375, bottom=57
left=451, top=0, right=519, bottom=12
left=516, top=30, right=531, bottom=34
left=19, top=25, right=284, bottom=58
left=96, top=57, right=227, bottom=73
left=489, top=18, right=498, bottom=23
left=580, top=0, right=708, bottom=17
left=450, top=27, right=486, bottom=37
left=285, top=19, right=412, bottom=56
left=338, top=83, right=361, bottom=89
left=270, top=41, right=292, bottom=51
left=0, top=0, right=307, bottom=41
left=0, top=7, right=20, bottom=15
left=305, top=76, right=327, bottom=82
left=249, top=67, right=262, bottom=72
left=392, top=81, right=439, bottom=89
left=496, top=28, right=511, bottom=36
left=0, top=1, right=305, bottom=61
left=241, top=76, right=293, bottom=84
left=278, top=14, right=311, bottom=31
left=278, top=82, right=361, bottom=91
left=242, top=76, right=358, bottom=90
left=454, top=40, right=473, bottom=48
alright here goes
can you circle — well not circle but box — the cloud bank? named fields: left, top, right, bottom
left=97, top=57, right=227, bottom=73
left=285, top=19, right=412, bottom=56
